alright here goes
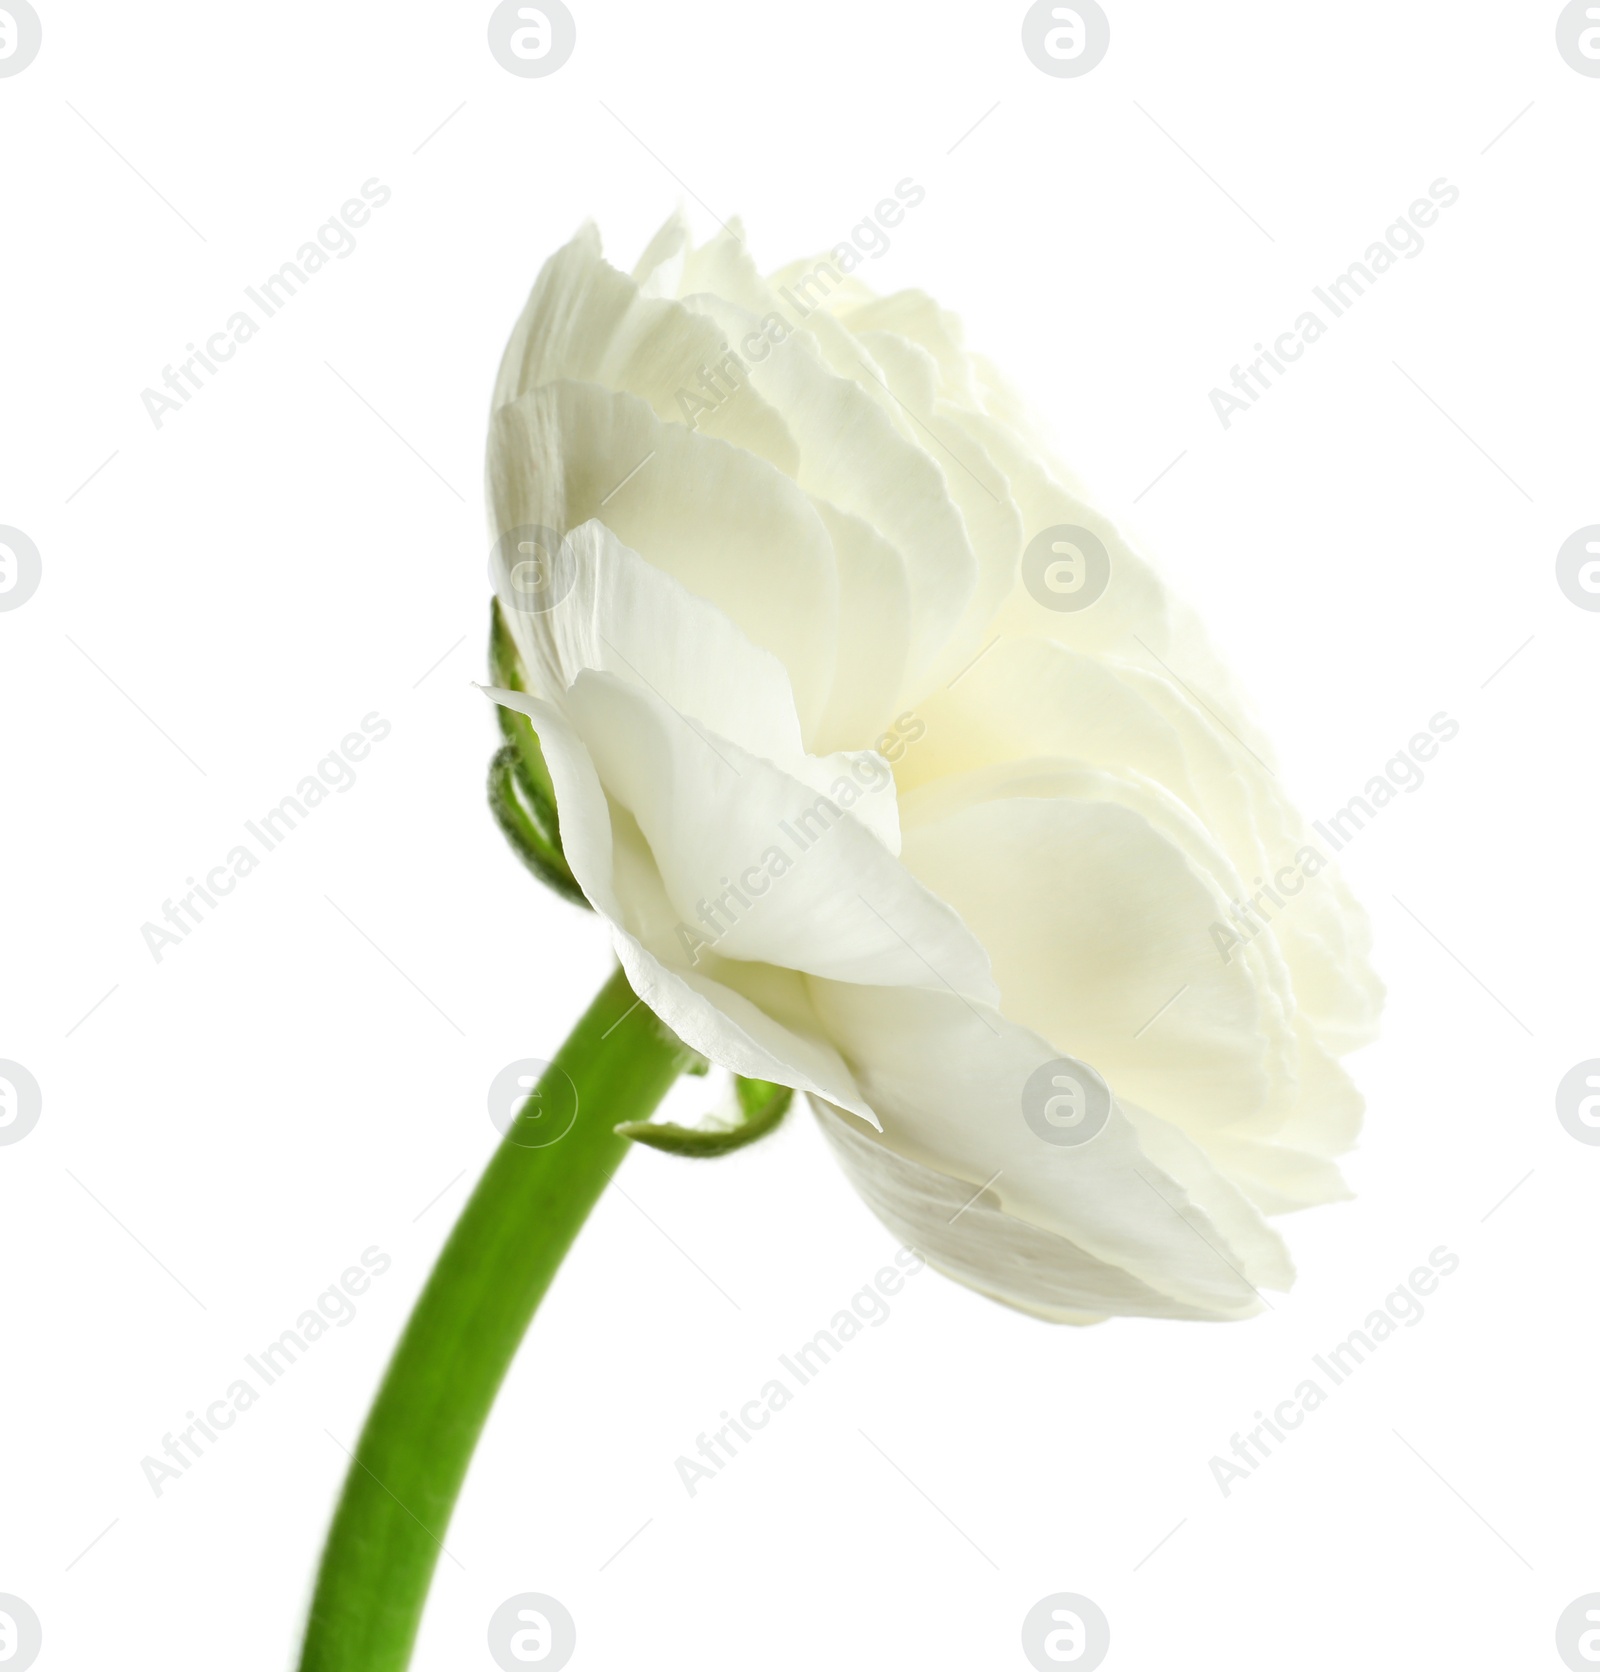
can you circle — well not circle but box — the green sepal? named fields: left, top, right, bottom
left=615, top=1075, right=792, bottom=1158
left=488, top=745, right=589, bottom=908
left=489, top=600, right=562, bottom=825
left=486, top=601, right=589, bottom=908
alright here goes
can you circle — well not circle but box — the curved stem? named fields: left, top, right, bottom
left=298, top=965, right=691, bottom=1672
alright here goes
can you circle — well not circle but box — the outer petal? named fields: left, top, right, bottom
left=483, top=684, right=875, bottom=1119
left=493, top=521, right=898, bottom=852
left=806, top=982, right=1288, bottom=1317
left=557, top=671, right=993, bottom=996
left=813, top=1104, right=1244, bottom=1323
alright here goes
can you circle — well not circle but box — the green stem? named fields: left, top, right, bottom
left=298, top=965, right=692, bottom=1672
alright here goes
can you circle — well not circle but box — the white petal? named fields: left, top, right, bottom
left=493, top=223, right=798, bottom=472
left=808, top=499, right=913, bottom=753
left=1202, top=1135, right=1353, bottom=1213
left=1116, top=1100, right=1294, bottom=1289
left=813, top=1101, right=1250, bottom=1322
left=481, top=684, right=876, bottom=1120
left=678, top=222, right=777, bottom=315
left=682, top=294, right=978, bottom=678
left=493, top=519, right=899, bottom=852
left=962, top=409, right=1256, bottom=743
left=853, top=328, right=1023, bottom=679
left=489, top=380, right=839, bottom=739
left=630, top=211, right=690, bottom=297
left=518, top=671, right=990, bottom=996
left=807, top=981, right=1285, bottom=1315
left=501, top=517, right=806, bottom=763
left=898, top=758, right=1300, bottom=1143
left=902, top=634, right=1383, bottom=1058
left=840, top=289, right=981, bottom=408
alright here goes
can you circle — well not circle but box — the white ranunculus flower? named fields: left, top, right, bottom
left=484, top=215, right=1383, bottom=1324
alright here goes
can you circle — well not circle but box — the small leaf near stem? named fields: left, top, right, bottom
left=616, top=1075, right=792, bottom=1158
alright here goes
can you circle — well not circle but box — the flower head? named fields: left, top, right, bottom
left=485, top=216, right=1382, bottom=1323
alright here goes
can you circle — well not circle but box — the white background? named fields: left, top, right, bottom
left=3, top=3, right=1597, bottom=1668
